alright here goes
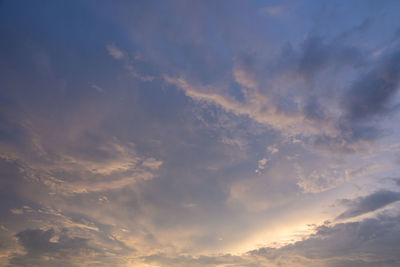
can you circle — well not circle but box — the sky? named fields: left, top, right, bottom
left=1, top=0, right=400, bottom=266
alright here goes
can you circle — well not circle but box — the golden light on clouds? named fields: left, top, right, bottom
left=1, top=1, right=400, bottom=266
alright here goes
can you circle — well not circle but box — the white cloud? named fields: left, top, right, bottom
left=260, top=5, right=289, bottom=17
left=107, top=44, right=125, bottom=59
left=295, top=164, right=345, bottom=193
left=90, top=83, right=104, bottom=93
left=4, top=133, right=163, bottom=194
left=267, top=145, right=279, bottom=154
left=163, top=75, right=339, bottom=140
left=106, top=44, right=155, bottom=82
left=255, top=157, right=268, bottom=173
left=142, top=157, right=163, bottom=170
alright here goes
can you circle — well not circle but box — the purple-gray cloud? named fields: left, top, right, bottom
left=1, top=1, right=400, bottom=266
left=337, top=190, right=400, bottom=220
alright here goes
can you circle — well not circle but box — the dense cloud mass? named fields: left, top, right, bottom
left=250, top=212, right=400, bottom=267
left=343, top=50, right=400, bottom=121
left=1, top=0, right=400, bottom=266
left=140, top=210, right=400, bottom=266
left=11, top=229, right=91, bottom=266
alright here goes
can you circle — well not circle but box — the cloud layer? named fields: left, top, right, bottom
left=1, top=0, right=400, bottom=266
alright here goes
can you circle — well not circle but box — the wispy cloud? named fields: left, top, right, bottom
left=337, top=190, right=400, bottom=220
left=107, top=44, right=125, bottom=60
left=260, top=4, right=289, bottom=17
left=2, top=1, right=400, bottom=266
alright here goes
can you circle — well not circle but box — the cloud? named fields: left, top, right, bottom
left=142, top=253, right=261, bottom=267
left=267, top=145, right=279, bottom=154
left=2, top=1, right=400, bottom=266
left=90, top=83, right=104, bottom=93
left=260, top=5, right=289, bottom=17
left=336, top=190, right=400, bottom=220
left=106, top=44, right=125, bottom=60
left=393, top=178, right=400, bottom=186
left=163, top=75, right=338, bottom=140
left=257, top=157, right=268, bottom=170
left=131, top=211, right=400, bottom=266
left=0, top=103, right=164, bottom=194
left=6, top=206, right=134, bottom=266
left=343, top=49, right=400, bottom=121
left=162, top=34, right=378, bottom=154
left=295, top=164, right=346, bottom=193
left=10, top=228, right=92, bottom=267
left=298, top=35, right=364, bottom=81
left=7, top=136, right=163, bottom=194
left=163, top=30, right=400, bottom=155
left=16, top=228, right=89, bottom=254
left=106, top=44, right=155, bottom=81
left=250, top=213, right=400, bottom=267
left=141, top=157, right=163, bottom=170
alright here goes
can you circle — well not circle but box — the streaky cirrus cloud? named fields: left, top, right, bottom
left=107, top=44, right=125, bottom=60
left=336, top=190, right=400, bottom=220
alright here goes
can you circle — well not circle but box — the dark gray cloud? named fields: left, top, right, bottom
left=393, top=178, right=400, bottom=186
left=0, top=158, right=48, bottom=217
left=143, top=253, right=261, bottom=267
left=311, top=48, right=400, bottom=153
left=9, top=228, right=92, bottom=267
left=299, top=35, right=364, bottom=82
left=250, top=213, right=400, bottom=266
left=343, top=50, right=400, bottom=122
left=1, top=1, right=400, bottom=266
left=312, top=120, right=383, bottom=154
left=280, top=29, right=400, bottom=154
left=16, top=228, right=89, bottom=254
left=336, top=17, right=374, bottom=41
left=233, top=31, right=385, bottom=154
left=336, top=190, right=400, bottom=220
left=135, top=212, right=400, bottom=266
left=8, top=226, right=132, bottom=266
left=303, top=96, right=326, bottom=121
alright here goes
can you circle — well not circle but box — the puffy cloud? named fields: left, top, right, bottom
left=295, top=164, right=345, bottom=193
left=267, top=145, right=279, bottom=154
left=256, top=157, right=268, bottom=172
